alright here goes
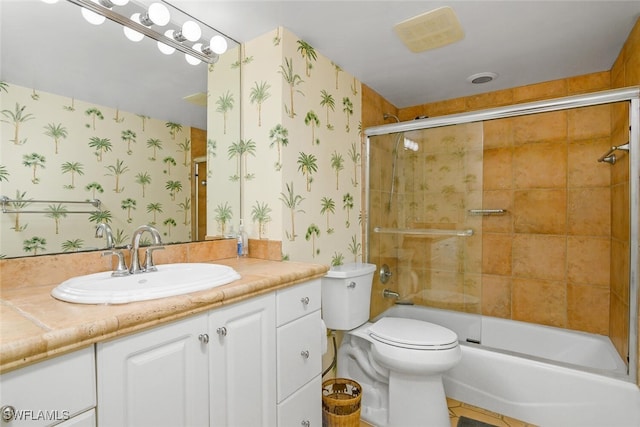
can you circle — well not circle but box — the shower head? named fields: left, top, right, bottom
left=383, top=113, right=400, bottom=123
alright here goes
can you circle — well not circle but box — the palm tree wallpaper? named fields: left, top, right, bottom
left=0, top=83, right=191, bottom=258
left=239, top=28, right=363, bottom=265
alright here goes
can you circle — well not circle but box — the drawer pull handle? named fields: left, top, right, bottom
left=216, top=327, right=227, bottom=336
left=1, top=405, right=15, bottom=422
left=198, top=333, right=209, bottom=344
left=300, top=350, right=310, bottom=359
left=301, top=420, right=310, bottom=427
left=300, top=296, right=310, bottom=305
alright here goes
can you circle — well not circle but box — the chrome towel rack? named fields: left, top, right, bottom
left=373, top=227, right=473, bottom=237
left=0, top=196, right=102, bottom=214
left=598, top=142, right=629, bottom=165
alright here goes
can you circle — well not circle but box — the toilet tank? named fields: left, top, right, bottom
left=321, top=262, right=377, bottom=330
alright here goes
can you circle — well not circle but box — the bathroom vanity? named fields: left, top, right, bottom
left=0, top=254, right=327, bottom=427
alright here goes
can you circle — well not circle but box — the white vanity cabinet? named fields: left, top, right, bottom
left=93, top=279, right=321, bottom=427
left=0, top=347, right=96, bottom=427
left=276, top=279, right=322, bottom=427
left=96, top=314, right=209, bottom=427
left=208, top=293, right=276, bottom=426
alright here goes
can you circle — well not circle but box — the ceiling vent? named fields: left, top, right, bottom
left=393, top=6, right=464, bottom=53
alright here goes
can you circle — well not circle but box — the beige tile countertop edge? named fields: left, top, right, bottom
left=0, top=258, right=329, bottom=374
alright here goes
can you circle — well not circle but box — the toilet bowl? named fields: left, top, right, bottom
left=321, top=263, right=462, bottom=427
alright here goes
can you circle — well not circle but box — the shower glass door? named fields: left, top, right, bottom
left=367, top=122, right=484, bottom=325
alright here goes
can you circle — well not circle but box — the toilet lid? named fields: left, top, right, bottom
left=369, top=317, right=458, bottom=350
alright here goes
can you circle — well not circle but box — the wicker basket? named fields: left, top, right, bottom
left=322, top=378, right=362, bottom=427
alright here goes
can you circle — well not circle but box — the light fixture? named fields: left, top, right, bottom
left=81, top=0, right=106, bottom=25
left=186, top=43, right=203, bottom=65
left=66, top=0, right=226, bottom=64
left=139, top=2, right=170, bottom=27
left=209, top=35, right=228, bottom=54
left=158, top=30, right=176, bottom=55
left=123, top=13, right=144, bottom=41
left=173, top=20, right=202, bottom=43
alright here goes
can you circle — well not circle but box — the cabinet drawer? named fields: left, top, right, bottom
left=277, top=375, right=321, bottom=427
left=0, top=347, right=96, bottom=427
left=277, top=310, right=322, bottom=402
left=276, top=279, right=321, bottom=326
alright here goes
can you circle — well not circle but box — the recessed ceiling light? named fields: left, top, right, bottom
left=467, top=72, right=498, bottom=84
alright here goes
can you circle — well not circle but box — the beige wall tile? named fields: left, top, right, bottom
left=567, top=187, right=610, bottom=236
left=568, top=104, right=611, bottom=141
left=482, top=190, right=514, bottom=233
left=482, top=233, right=512, bottom=275
left=512, top=277, right=566, bottom=327
left=483, top=147, right=513, bottom=190
left=512, top=111, right=568, bottom=145
left=567, top=236, right=610, bottom=286
left=483, top=117, right=513, bottom=149
left=567, top=71, right=611, bottom=94
left=481, top=274, right=512, bottom=318
left=513, top=142, right=567, bottom=189
left=512, top=234, right=566, bottom=281
left=512, top=80, right=567, bottom=103
left=513, top=189, right=567, bottom=234
left=567, top=138, right=612, bottom=188
left=567, top=284, right=610, bottom=334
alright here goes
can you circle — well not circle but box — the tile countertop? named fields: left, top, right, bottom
left=0, top=258, right=329, bottom=374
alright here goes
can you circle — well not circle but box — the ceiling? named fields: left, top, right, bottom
left=175, top=0, right=640, bottom=109
left=2, top=1, right=639, bottom=130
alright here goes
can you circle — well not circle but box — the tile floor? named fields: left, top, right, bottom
left=358, top=398, right=536, bottom=427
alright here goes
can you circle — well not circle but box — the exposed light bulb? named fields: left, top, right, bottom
left=124, top=13, right=144, bottom=41
left=185, top=43, right=202, bottom=65
left=182, top=21, right=202, bottom=42
left=209, top=35, right=227, bottom=54
left=81, top=0, right=106, bottom=25
left=140, top=2, right=170, bottom=26
left=158, top=30, right=176, bottom=55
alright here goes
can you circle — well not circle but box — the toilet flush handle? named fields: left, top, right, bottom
left=348, top=281, right=356, bottom=288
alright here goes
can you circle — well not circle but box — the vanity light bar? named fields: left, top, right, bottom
left=66, top=0, right=218, bottom=64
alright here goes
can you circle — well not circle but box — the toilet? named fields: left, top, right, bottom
left=321, top=263, right=461, bottom=427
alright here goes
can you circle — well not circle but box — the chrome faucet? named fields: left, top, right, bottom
left=95, top=223, right=115, bottom=249
left=129, top=225, right=164, bottom=274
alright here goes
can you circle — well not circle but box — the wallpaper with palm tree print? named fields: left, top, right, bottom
left=0, top=83, right=191, bottom=258
left=240, top=27, right=363, bottom=266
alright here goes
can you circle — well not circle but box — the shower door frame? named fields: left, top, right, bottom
left=364, top=86, right=640, bottom=382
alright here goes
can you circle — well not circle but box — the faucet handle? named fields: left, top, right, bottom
left=102, top=250, right=129, bottom=277
left=143, top=246, right=165, bottom=272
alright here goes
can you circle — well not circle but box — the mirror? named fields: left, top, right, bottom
left=0, top=0, right=240, bottom=258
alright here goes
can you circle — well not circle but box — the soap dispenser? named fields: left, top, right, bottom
left=238, top=219, right=248, bottom=257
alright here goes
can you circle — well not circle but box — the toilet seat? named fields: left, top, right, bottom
left=369, top=317, right=458, bottom=350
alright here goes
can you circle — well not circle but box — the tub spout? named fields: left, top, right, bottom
left=383, top=289, right=400, bottom=300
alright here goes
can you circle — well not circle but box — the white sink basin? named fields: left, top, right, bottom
left=51, top=263, right=241, bottom=304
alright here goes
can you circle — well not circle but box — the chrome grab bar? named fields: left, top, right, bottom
left=373, top=227, right=473, bottom=237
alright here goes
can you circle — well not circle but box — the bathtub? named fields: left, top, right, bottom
left=373, top=305, right=640, bottom=427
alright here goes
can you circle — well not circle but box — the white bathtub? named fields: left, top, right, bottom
left=377, top=305, right=640, bottom=426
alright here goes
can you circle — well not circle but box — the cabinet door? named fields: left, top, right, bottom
left=277, top=375, right=322, bottom=427
left=0, top=347, right=95, bottom=427
left=97, top=314, right=209, bottom=427
left=209, top=293, right=276, bottom=427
